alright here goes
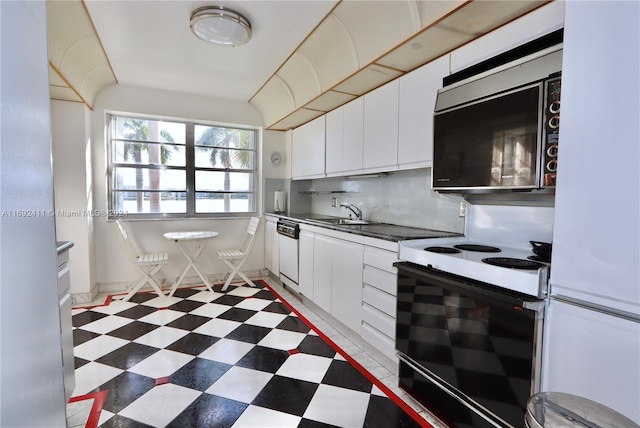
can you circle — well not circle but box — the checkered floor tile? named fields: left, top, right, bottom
left=71, top=281, right=429, bottom=427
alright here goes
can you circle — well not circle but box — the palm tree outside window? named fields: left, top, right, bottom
left=108, top=114, right=258, bottom=219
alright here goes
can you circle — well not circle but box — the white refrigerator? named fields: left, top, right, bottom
left=542, top=1, right=640, bottom=424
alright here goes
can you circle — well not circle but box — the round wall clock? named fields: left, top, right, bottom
left=269, top=151, right=282, bottom=166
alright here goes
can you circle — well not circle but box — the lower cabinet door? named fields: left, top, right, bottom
left=361, top=321, right=397, bottom=362
left=330, top=238, right=363, bottom=334
left=299, top=230, right=314, bottom=299
left=313, top=235, right=333, bottom=313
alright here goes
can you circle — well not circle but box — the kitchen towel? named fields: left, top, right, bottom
left=274, top=191, right=286, bottom=213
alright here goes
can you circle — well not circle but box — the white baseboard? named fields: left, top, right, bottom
left=95, top=269, right=268, bottom=296
left=71, top=283, right=100, bottom=305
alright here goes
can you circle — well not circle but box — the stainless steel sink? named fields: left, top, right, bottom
left=335, top=219, right=375, bottom=225
left=307, top=217, right=380, bottom=226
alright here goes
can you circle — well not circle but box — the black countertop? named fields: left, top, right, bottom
left=266, top=212, right=462, bottom=243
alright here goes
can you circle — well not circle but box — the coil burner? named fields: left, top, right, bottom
left=482, top=257, right=546, bottom=270
left=454, top=244, right=502, bottom=252
left=424, top=246, right=462, bottom=254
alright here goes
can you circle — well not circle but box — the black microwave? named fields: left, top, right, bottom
left=432, top=47, right=562, bottom=192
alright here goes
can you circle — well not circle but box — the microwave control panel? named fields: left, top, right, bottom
left=543, top=76, right=561, bottom=187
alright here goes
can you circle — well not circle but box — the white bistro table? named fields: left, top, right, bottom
left=163, top=230, right=218, bottom=296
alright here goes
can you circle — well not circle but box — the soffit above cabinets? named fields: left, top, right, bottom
left=47, top=0, right=117, bottom=109
left=251, top=0, right=551, bottom=131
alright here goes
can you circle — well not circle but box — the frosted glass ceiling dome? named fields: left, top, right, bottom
left=190, top=6, right=252, bottom=47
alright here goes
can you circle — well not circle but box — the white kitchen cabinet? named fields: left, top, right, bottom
left=325, top=98, right=364, bottom=177
left=341, top=97, right=364, bottom=174
left=299, top=225, right=402, bottom=359
left=330, top=237, right=364, bottom=334
left=398, top=55, right=449, bottom=169
left=325, top=108, right=343, bottom=175
left=304, top=227, right=364, bottom=333
left=312, top=234, right=333, bottom=313
left=298, top=229, right=314, bottom=300
left=360, top=243, right=398, bottom=362
left=264, top=217, right=279, bottom=275
left=449, top=1, right=564, bottom=74
left=291, top=115, right=325, bottom=180
left=363, top=80, right=399, bottom=173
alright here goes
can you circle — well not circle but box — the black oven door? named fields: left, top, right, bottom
left=395, top=262, right=544, bottom=428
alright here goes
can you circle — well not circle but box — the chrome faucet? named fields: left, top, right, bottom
left=340, top=203, right=362, bottom=220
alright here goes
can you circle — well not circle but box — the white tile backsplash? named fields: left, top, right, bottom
left=307, top=169, right=465, bottom=233
left=270, top=169, right=555, bottom=240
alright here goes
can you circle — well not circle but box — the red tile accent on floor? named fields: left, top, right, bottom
left=155, top=376, right=171, bottom=386
left=69, top=390, right=108, bottom=428
left=74, top=295, right=114, bottom=310
left=287, top=349, right=300, bottom=355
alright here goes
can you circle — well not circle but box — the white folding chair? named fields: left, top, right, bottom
left=113, top=220, right=168, bottom=301
left=217, top=217, right=261, bottom=291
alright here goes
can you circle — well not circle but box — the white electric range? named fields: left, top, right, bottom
left=399, top=236, right=549, bottom=298
left=395, top=205, right=555, bottom=428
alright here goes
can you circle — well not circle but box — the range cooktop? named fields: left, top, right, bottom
left=399, top=237, right=549, bottom=298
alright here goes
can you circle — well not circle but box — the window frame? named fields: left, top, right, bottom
left=106, top=112, right=261, bottom=219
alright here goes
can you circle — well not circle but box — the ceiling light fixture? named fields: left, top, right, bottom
left=189, top=6, right=252, bottom=47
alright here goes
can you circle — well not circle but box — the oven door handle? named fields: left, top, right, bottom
left=395, top=261, right=542, bottom=310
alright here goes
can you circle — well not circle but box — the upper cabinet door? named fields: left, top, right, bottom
left=325, top=107, right=343, bottom=176
left=291, top=115, right=326, bottom=180
left=341, top=97, right=364, bottom=174
left=363, top=80, right=399, bottom=173
left=398, top=55, right=450, bottom=170
left=449, top=1, right=565, bottom=74
left=326, top=97, right=364, bottom=177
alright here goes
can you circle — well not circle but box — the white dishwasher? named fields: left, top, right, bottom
left=276, top=219, right=300, bottom=294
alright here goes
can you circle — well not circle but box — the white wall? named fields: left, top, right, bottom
left=52, top=100, right=97, bottom=298
left=89, top=84, right=267, bottom=290
left=0, top=1, right=66, bottom=425
left=263, top=130, right=287, bottom=180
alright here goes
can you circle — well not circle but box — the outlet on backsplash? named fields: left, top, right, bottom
left=459, top=202, right=467, bottom=217
left=331, top=197, right=338, bottom=207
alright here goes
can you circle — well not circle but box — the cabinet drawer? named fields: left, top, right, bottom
left=363, top=247, right=398, bottom=274
left=57, top=250, right=69, bottom=269
left=362, top=283, right=396, bottom=317
left=361, top=322, right=397, bottom=362
left=361, top=303, right=395, bottom=337
left=363, top=266, right=396, bottom=296
left=57, top=266, right=70, bottom=297
left=363, top=236, right=398, bottom=252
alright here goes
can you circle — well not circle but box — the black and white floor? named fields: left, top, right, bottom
left=67, top=278, right=443, bottom=427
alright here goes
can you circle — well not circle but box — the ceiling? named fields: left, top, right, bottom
left=47, top=0, right=551, bottom=130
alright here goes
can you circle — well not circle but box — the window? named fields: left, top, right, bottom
left=108, top=114, right=258, bottom=218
